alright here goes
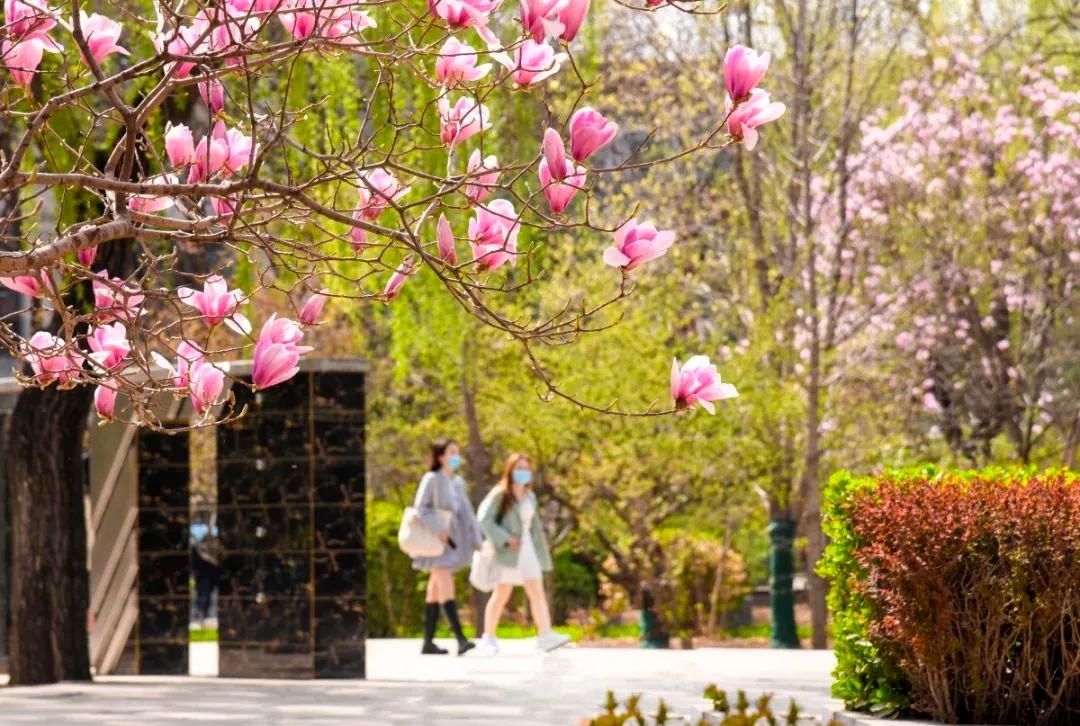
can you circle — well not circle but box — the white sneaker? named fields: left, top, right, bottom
left=536, top=631, right=571, bottom=652
left=479, top=634, right=500, bottom=655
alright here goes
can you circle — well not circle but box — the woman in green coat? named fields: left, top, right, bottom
left=477, top=452, right=570, bottom=654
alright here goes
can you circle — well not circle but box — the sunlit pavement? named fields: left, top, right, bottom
left=0, top=639, right=855, bottom=724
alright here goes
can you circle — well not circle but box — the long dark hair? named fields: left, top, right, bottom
left=428, top=438, right=457, bottom=472
left=495, top=452, right=531, bottom=522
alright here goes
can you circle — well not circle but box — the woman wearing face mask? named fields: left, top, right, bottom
left=477, top=453, right=570, bottom=654
left=412, top=438, right=483, bottom=655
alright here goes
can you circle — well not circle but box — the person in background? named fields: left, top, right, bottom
left=412, top=438, right=483, bottom=655
left=191, top=515, right=221, bottom=628
left=478, top=452, right=570, bottom=654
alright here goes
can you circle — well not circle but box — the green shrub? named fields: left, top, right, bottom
left=552, top=550, right=600, bottom=625
left=365, top=498, right=424, bottom=637
left=585, top=686, right=838, bottom=725
left=821, top=466, right=1080, bottom=724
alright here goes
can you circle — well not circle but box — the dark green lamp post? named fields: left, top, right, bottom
left=768, top=518, right=799, bottom=648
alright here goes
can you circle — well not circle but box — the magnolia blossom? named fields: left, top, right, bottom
left=94, top=385, right=117, bottom=420
left=93, top=271, right=145, bottom=321
left=279, top=0, right=375, bottom=44
left=435, top=38, right=490, bottom=85
left=0, top=271, right=49, bottom=298
left=177, top=275, right=251, bottom=333
left=348, top=216, right=368, bottom=252
left=85, top=322, right=131, bottom=371
left=383, top=264, right=410, bottom=301
left=5, top=0, right=57, bottom=38
left=208, top=195, right=238, bottom=217
left=165, top=124, right=196, bottom=166
left=151, top=341, right=204, bottom=390
left=77, top=245, right=98, bottom=268
left=156, top=23, right=203, bottom=79
left=568, top=107, right=617, bottom=162
left=428, top=0, right=497, bottom=28
left=520, top=0, right=566, bottom=42
left=128, top=192, right=175, bottom=214
left=541, top=127, right=568, bottom=180
left=25, top=331, right=82, bottom=387
left=2, top=0, right=60, bottom=87
left=670, top=356, right=738, bottom=414
left=539, top=157, right=586, bottom=214
left=198, top=78, right=225, bottom=115
left=464, top=150, right=499, bottom=204
left=723, top=44, right=770, bottom=102
left=252, top=314, right=311, bottom=389
left=436, top=214, right=457, bottom=264
left=603, top=219, right=675, bottom=271
left=189, top=359, right=226, bottom=414
left=469, top=199, right=519, bottom=271
left=507, top=39, right=564, bottom=87
left=355, top=168, right=407, bottom=220
left=727, top=89, right=786, bottom=151
left=558, top=0, right=589, bottom=42
left=438, top=96, right=491, bottom=147
left=299, top=289, right=329, bottom=325
left=189, top=121, right=253, bottom=183
left=78, top=12, right=127, bottom=65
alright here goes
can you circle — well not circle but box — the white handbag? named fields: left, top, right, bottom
left=398, top=475, right=453, bottom=558
left=469, top=540, right=499, bottom=592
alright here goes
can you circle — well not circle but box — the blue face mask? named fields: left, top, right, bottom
left=446, top=454, right=462, bottom=471
left=512, top=469, right=533, bottom=486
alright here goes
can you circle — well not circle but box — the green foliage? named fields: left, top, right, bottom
left=552, top=550, right=600, bottom=624
left=365, top=499, right=424, bottom=637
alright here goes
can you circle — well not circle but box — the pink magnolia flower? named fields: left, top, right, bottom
left=25, top=331, right=82, bottom=387
left=727, top=89, right=785, bottom=151
left=507, top=39, right=565, bottom=87
left=151, top=341, right=204, bottom=390
left=723, top=44, right=770, bottom=102
left=355, top=168, right=407, bottom=220
left=541, top=127, right=568, bottom=181
left=78, top=245, right=97, bottom=267
left=198, top=78, right=225, bottom=115
left=86, top=322, right=131, bottom=371
left=435, top=37, right=490, bottom=85
left=0, top=271, right=49, bottom=298
left=383, top=259, right=414, bottom=302
left=603, top=218, right=675, bottom=271
left=348, top=216, right=368, bottom=252
left=520, top=0, right=565, bottom=42
left=128, top=192, right=175, bottom=214
left=568, top=107, right=617, bottom=162
left=208, top=195, right=238, bottom=217
left=4, top=0, right=57, bottom=39
left=558, top=0, right=589, bottom=42
left=94, top=384, right=117, bottom=420
left=2, top=36, right=53, bottom=87
left=538, top=156, right=586, bottom=214
left=438, top=96, right=491, bottom=147
left=464, top=149, right=499, bottom=204
left=436, top=213, right=457, bottom=264
left=157, top=23, right=204, bottom=79
left=252, top=314, right=311, bottom=389
left=299, top=289, right=328, bottom=325
left=670, top=355, right=738, bottom=414
left=468, top=199, right=519, bottom=271
left=188, top=359, right=226, bottom=414
left=428, top=0, right=498, bottom=28
left=177, top=274, right=251, bottom=334
left=78, top=12, right=127, bottom=65
left=279, top=0, right=375, bottom=42
left=189, top=121, right=253, bottom=183
left=93, top=271, right=145, bottom=321
left=165, top=124, right=196, bottom=166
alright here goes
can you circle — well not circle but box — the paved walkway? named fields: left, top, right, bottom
left=0, top=639, right=853, bottom=724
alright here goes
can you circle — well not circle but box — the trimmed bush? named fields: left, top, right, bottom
left=821, top=467, right=1080, bottom=724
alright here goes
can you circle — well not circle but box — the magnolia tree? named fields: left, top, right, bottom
left=0, top=0, right=782, bottom=428
left=848, top=43, right=1079, bottom=464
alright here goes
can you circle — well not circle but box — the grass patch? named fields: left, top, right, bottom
left=189, top=627, right=219, bottom=642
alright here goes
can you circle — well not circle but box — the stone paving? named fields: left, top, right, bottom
left=0, top=639, right=853, bottom=724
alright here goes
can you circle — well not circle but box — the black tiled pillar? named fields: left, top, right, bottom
left=136, top=430, right=190, bottom=674
left=217, top=368, right=365, bottom=678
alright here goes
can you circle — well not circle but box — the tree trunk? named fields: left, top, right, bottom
left=767, top=517, right=800, bottom=648
left=6, top=386, right=94, bottom=684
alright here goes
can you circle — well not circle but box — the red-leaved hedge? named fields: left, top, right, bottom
left=845, top=469, right=1080, bottom=724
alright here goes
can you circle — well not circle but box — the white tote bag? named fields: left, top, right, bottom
left=469, top=541, right=499, bottom=592
left=398, top=475, right=453, bottom=558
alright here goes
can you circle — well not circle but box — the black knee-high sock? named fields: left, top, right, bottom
left=423, top=602, right=441, bottom=644
left=442, top=600, right=469, bottom=642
